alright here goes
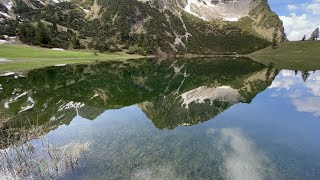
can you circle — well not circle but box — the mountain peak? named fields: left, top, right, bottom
left=182, top=0, right=259, bottom=21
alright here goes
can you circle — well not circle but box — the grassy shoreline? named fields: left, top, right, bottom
left=247, top=41, right=320, bottom=71
left=0, top=44, right=145, bottom=72
left=1, top=41, right=320, bottom=72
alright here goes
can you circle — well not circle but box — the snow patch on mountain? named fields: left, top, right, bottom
left=77, top=4, right=90, bottom=13
left=37, top=0, right=46, bottom=5
left=139, top=0, right=259, bottom=22
left=0, top=0, right=13, bottom=11
left=0, top=11, right=12, bottom=18
left=51, top=0, right=69, bottom=3
left=183, top=0, right=258, bottom=21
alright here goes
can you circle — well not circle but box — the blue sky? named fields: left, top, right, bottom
left=268, top=0, right=320, bottom=40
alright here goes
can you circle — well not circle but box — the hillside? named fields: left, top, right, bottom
left=248, top=41, right=320, bottom=71
left=0, top=0, right=286, bottom=55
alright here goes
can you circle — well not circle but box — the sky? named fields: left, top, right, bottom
left=268, top=0, right=320, bottom=41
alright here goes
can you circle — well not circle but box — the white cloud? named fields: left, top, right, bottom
left=305, top=73, right=320, bottom=96
left=288, top=90, right=303, bottom=99
left=219, top=128, right=277, bottom=180
left=269, top=70, right=298, bottom=90
left=278, top=1, right=320, bottom=40
left=293, top=97, right=320, bottom=117
left=306, top=3, right=320, bottom=15
left=272, top=70, right=320, bottom=117
left=280, top=13, right=320, bottom=40
left=287, top=4, right=298, bottom=11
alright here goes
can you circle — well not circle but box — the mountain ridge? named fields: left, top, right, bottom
left=0, top=0, right=286, bottom=55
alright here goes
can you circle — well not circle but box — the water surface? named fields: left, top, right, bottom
left=0, top=58, right=319, bottom=179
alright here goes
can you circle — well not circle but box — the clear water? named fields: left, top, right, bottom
left=1, top=58, right=320, bottom=179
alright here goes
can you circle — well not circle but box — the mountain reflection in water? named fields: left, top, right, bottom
left=0, top=57, right=277, bottom=131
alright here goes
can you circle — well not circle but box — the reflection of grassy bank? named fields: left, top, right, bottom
left=0, top=113, right=91, bottom=179
left=0, top=44, right=145, bottom=72
left=0, top=140, right=91, bottom=179
left=247, top=41, right=320, bottom=71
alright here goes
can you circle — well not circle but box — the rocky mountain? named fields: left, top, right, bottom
left=0, top=0, right=286, bottom=54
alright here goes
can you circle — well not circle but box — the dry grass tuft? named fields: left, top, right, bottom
left=0, top=112, right=92, bottom=179
left=0, top=140, right=92, bottom=179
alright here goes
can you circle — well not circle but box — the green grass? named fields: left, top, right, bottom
left=247, top=41, right=320, bottom=71
left=0, top=44, right=144, bottom=72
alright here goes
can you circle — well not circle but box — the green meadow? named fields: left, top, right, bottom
left=248, top=41, right=320, bottom=71
left=0, top=44, right=144, bottom=72
left=1, top=41, right=320, bottom=72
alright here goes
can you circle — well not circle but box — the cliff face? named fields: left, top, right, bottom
left=0, top=0, right=286, bottom=54
left=173, top=0, right=260, bottom=21
left=249, top=0, right=287, bottom=42
left=155, top=0, right=287, bottom=42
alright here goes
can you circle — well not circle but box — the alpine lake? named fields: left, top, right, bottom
left=1, top=57, right=320, bottom=179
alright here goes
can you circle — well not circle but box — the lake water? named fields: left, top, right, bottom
left=0, top=57, right=320, bottom=179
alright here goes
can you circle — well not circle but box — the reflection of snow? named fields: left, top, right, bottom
left=50, top=114, right=65, bottom=122
left=293, top=97, right=320, bottom=117
left=13, top=92, right=27, bottom=101
left=178, top=123, right=191, bottom=127
left=180, top=86, right=240, bottom=109
left=0, top=72, right=15, bottom=77
left=58, top=101, right=85, bottom=111
left=3, top=91, right=29, bottom=109
left=4, top=101, right=9, bottom=109
left=18, top=97, right=35, bottom=113
left=90, top=93, right=99, bottom=99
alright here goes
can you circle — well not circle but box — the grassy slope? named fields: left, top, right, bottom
left=248, top=41, right=320, bottom=71
left=0, top=44, right=144, bottom=72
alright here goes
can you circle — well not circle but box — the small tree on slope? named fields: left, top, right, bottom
left=272, top=31, right=278, bottom=49
left=309, top=27, right=319, bottom=40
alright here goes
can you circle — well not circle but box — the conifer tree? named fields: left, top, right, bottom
left=71, top=35, right=81, bottom=49
left=309, top=27, right=319, bottom=40
left=271, top=31, right=278, bottom=49
left=301, top=71, right=310, bottom=82
left=36, top=21, right=50, bottom=45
